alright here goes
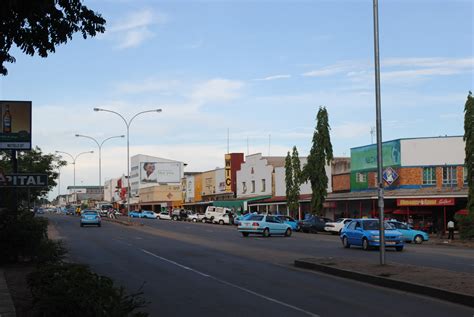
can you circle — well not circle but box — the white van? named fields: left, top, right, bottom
left=203, top=206, right=232, bottom=223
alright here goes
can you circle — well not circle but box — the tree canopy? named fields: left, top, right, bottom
left=303, top=106, right=333, bottom=215
left=285, top=146, right=302, bottom=219
left=0, top=0, right=106, bottom=75
left=0, top=147, right=66, bottom=209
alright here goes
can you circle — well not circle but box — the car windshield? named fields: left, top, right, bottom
left=363, top=220, right=395, bottom=230
left=248, top=215, right=264, bottom=221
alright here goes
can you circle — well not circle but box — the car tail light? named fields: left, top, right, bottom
left=252, top=222, right=259, bottom=227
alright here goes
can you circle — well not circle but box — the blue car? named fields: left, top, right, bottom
left=234, top=212, right=258, bottom=226
left=238, top=214, right=292, bottom=237
left=80, top=210, right=101, bottom=227
left=340, top=219, right=404, bottom=251
left=387, top=220, right=429, bottom=244
left=128, top=211, right=142, bottom=218
left=276, top=215, right=300, bottom=231
left=141, top=210, right=158, bottom=219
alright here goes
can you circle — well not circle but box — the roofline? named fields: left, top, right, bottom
left=350, top=135, right=463, bottom=151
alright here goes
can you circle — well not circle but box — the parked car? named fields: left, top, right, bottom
left=340, top=219, right=404, bottom=251
left=234, top=212, right=258, bottom=226
left=202, top=206, right=232, bottom=223
left=386, top=220, right=429, bottom=244
left=213, top=213, right=233, bottom=225
left=324, top=218, right=353, bottom=235
left=158, top=211, right=172, bottom=220
left=80, top=210, right=101, bottom=227
left=276, top=215, right=300, bottom=231
left=171, top=209, right=189, bottom=221
left=141, top=210, right=159, bottom=219
left=129, top=210, right=143, bottom=218
left=238, top=215, right=292, bottom=237
left=299, top=216, right=326, bottom=233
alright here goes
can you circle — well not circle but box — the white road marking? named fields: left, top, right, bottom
left=141, top=249, right=320, bottom=317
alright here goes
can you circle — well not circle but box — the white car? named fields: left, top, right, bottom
left=324, top=218, right=353, bottom=234
left=158, top=211, right=172, bottom=220
left=213, top=213, right=232, bottom=225
left=187, top=212, right=205, bottom=222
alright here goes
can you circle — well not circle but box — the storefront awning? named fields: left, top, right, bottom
left=456, top=209, right=469, bottom=216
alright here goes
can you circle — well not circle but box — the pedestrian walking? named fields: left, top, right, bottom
left=447, top=220, right=455, bottom=240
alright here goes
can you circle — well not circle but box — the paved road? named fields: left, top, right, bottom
left=46, top=214, right=473, bottom=317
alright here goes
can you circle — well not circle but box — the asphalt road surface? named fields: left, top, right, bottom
left=46, top=214, right=474, bottom=317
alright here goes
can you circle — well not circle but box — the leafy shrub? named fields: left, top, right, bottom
left=28, top=263, right=148, bottom=317
left=455, top=213, right=474, bottom=240
left=0, top=210, right=52, bottom=263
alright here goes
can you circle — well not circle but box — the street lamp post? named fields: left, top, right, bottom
left=55, top=150, right=94, bottom=204
left=373, top=0, right=385, bottom=265
left=93, top=108, right=162, bottom=215
left=75, top=134, right=125, bottom=195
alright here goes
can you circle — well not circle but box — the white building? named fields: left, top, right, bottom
left=130, top=154, right=185, bottom=198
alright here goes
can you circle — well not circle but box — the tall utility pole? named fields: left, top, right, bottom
left=373, top=0, right=385, bottom=265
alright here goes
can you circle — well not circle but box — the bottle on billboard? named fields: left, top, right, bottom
left=3, top=104, right=12, bottom=133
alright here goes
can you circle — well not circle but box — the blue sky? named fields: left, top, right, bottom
left=0, top=0, right=472, bottom=198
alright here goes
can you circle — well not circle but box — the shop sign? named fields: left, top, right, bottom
left=397, top=198, right=455, bottom=207
left=224, top=154, right=232, bottom=192
left=0, top=173, right=48, bottom=187
left=383, top=166, right=398, bottom=185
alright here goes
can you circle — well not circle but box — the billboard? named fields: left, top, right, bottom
left=140, top=161, right=181, bottom=184
left=0, top=101, right=32, bottom=150
left=351, top=140, right=401, bottom=172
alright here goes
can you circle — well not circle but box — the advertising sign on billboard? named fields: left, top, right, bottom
left=351, top=140, right=401, bottom=172
left=0, top=101, right=32, bottom=150
left=140, top=161, right=181, bottom=184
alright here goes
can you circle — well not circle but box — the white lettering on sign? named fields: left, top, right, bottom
left=1, top=174, right=47, bottom=187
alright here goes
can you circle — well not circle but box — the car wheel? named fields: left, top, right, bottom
left=242, top=232, right=249, bottom=237
left=219, top=220, right=224, bottom=225
left=192, top=218, right=197, bottom=222
left=342, top=236, right=350, bottom=248
left=396, top=246, right=404, bottom=252
left=173, top=216, right=178, bottom=221
left=362, top=238, right=370, bottom=251
left=284, top=228, right=292, bottom=237
left=263, top=228, right=270, bottom=237
left=414, top=235, right=423, bottom=244
left=202, top=218, right=206, bottom=223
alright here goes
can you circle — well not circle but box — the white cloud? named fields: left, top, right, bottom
left=302, top=61, right=358, bottom=77
left=254, top=74, right=291, bottom=81
left=106, top=9, right=167, bottom=49
left=191, top=78, right=244, bottom=104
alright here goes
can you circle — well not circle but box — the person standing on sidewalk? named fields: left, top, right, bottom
left=447, top=220, right=455, bottom=240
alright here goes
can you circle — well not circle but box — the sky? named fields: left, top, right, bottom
left=0, top=0, right=472, bottom=199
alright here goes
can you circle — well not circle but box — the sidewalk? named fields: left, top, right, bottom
left=425, top=233, right=474, bottom=248
left=0, top=269, right=16, bottom=317
left=295, top=257, right=474, bottom=308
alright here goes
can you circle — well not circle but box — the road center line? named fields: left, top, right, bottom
left=141, top=249, right=320, bottom=317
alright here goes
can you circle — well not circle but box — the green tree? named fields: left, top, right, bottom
left=285, top=146, right=302, bottom=218
left=303, top=106, right=333, bottom=215
left=0, top=0, right=106, bottom=75
left=0, top=147, right=66, bottom=210
left=458, top=91, right=474, bottom=239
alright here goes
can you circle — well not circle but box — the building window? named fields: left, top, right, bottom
left=251, top=180, right=255, bottom=193
left=261, top=179, right=266, bottom=192
left=422, top=167, right=436, bottom=185
left=356, top=172, right=367, bottom=183
left=442, top=166, right=457, bottom=185
left=242, top=182, right=247, bottom=193
left=464, top=166, right=468, bottom=185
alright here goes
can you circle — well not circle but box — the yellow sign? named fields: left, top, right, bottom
left=225, top=154, right=232, bottom=192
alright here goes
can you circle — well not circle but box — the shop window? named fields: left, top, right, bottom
left=442, top=166, right=457, bottom=185
left=242, top=182, right=247, bottom=193
left=356, top=172, right=367, bottom=183
left=422, top=167, right=436, bottom=185
left=251, top=180, right=255, bottom=193
left=261, top=179, right=266, bottom=192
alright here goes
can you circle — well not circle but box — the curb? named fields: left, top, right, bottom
left=101, top=217, right=143, bottom=227
left=294, top=258, right=474, bottom=308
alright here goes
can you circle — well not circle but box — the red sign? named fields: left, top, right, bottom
left=396, top=198, right=455, bottom=207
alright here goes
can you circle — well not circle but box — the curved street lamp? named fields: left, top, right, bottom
left=93, top=108, right=162, bottom=214
left=55, top=150, right=94, bottom=204
left=75, top=134, right=125, bottom=192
